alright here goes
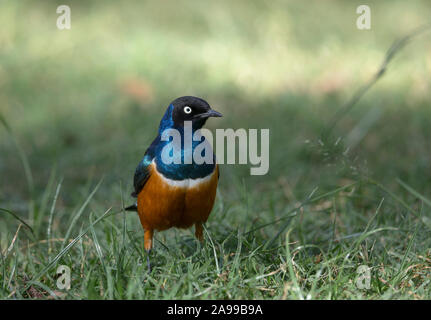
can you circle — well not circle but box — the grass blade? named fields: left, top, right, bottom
left=397, top=178, right=431, bottom=208
left=203, top=225, right=220, bottom=275
left=47, top=179, right=63, bottom=255
left=0, top=208, right=33, bottom=234
left=21, top=207, right=111, bottom=294
left=60, top=178, right=104, bottom=252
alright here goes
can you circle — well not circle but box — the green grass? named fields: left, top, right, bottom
left=1, top=0, right=431, bottom=299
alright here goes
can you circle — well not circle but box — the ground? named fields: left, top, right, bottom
left=1, top=0, right=431, bottom=299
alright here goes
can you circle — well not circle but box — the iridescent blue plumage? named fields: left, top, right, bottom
left=131, top=99, right=218, bottom=198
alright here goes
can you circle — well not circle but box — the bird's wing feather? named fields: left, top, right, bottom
left=131, top=137, right=158, bottom=198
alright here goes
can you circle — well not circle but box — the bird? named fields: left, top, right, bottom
left=125, top=96, right=222, bottom=270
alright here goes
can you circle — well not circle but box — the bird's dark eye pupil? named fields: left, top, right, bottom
left=184, top=106, right=192, bottom=114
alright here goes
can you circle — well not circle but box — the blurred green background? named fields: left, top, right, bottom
left=1, top=0, right=431, bottom=299
left=2, top=0, right=431, bottom=199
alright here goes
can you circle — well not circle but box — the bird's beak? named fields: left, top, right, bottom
left=199, top=109, right=223, bottom=118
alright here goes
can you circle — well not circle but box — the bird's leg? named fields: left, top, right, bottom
left=195, top=222, right=204, bottom=242
left=146, top=249, right=152, bottom=272
left=144, top=229, right=153, bottom=272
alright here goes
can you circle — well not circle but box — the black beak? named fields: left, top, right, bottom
left=195, top=109, right=223, bottom=119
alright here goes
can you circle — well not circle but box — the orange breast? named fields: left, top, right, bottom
left=137, top=163, right=219, bottom=231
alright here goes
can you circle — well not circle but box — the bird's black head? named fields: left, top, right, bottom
left=170, top=96, right=222, bottom=128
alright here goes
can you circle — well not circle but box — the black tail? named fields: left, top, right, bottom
left=124, top=203, right=138, bottom=212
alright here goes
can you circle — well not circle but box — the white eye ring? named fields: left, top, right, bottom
left=184, top=106, right=192, bottom=114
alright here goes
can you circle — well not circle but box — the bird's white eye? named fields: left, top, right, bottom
left=184, top=106, right=192, bottom=114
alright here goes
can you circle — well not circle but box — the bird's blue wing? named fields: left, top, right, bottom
left=131, top=137, right=158, bottom=198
